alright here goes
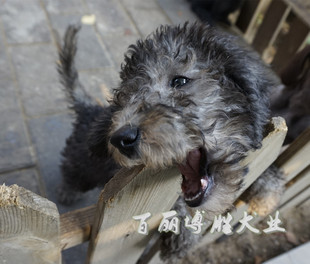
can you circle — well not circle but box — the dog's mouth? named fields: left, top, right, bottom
left=178, top=147, right=213, bottom=207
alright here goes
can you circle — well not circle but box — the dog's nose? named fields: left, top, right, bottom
left=110, top=125, right=140, bottom=158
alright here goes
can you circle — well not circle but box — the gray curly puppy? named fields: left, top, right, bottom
left=57, top=23, right=284, bottom=261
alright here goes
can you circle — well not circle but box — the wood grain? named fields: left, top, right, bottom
left=87, top=166, right=181, bottom=264
left=60, top=205, right=96, bottom=250
left=275, top=127, right=310, bottom=182
left=0, top=184, right=60, bottom=264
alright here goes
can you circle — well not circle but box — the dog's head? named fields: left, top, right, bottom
left=89, top=23, right=276, bottom=215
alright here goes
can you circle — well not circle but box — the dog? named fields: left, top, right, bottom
left=57, top=23, right=284, bottom=261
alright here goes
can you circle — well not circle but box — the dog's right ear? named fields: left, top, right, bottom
left=88, top=105, right=118, bottom=157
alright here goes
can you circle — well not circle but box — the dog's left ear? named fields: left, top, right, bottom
left=88, top=105, right=118, bottom=157
left=222, top=43, right=279, bottom=148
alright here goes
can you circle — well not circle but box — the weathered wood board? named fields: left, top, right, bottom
left=87, top=165, right=181, bottom=264
left=60, top=204, right=96, bottom=250
left=0, top=184, right=60, bottom=264
left=275, top=127, right=310, bottom=182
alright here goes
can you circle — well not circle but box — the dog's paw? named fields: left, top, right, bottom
left=57, top=183, right=83, bottom=205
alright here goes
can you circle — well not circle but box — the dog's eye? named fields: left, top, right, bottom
left=170, top=76, right=190, bottom=88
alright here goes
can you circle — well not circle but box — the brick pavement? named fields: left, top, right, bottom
left=0, top=0, right=195, bottom=263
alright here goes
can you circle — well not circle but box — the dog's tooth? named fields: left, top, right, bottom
left=194, top=191, right=202, bottom=200
left=185, top=190, right=203, bottom=202
left=201, top=179, right=208, bottom=190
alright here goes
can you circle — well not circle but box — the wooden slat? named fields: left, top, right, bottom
left=0, top=184, right=60, bottom=264
left=272, top=12, right=309, bottom=72
left=279, top=187, right=310, bottom=211
left=136, top=233, right=161, bottom=264
left=243, top=0, right=272, bottom=43
left=236, top=0, right=260, bottom=33
left=60, top=205, right=96, bottom=250
left=253, top=0, right=289, bottom=53
left=60, top=166, right=144, bottom=251
left=237, top=117, right=287, bottom=196
left=265, top=6, right=291, bottom=53
left=280, top=165, right=310, bottom=207
left=297, top=32, right=310, bottom=52
left=283, top=0, right=310, bottom=28
left=275, top=127, right=310, bottom=183
left=87, top=166, right=181, bottom=264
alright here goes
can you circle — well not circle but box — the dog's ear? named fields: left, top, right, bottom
left=220, top=40, right=281, bottom=148
left=88, top=105, right=118, bottom=157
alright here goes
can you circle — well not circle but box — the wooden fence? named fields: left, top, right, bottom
left=230, top=0, right=310, bottom=72
left=1, top=0, right=310, bottom=263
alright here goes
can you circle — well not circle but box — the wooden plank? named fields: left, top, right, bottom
left=60, top=204, right=96, bottom=250
left=136, top=233, right=161, bottom=264
left=280, top=187, right=310, bottom=211
left=280, top=165, right=310, bottom=207
left=265, top=7, right=291, bottom=53
left=0, top=184, right=60, bottom=264
left=253, top=0, right=289, bottom=53
left=237, top=117, right=287, bottom=196
left=243, top=0, right=272, bottom=43
left=236, top=0, right=260, bottom=33
left=148, top=251, right=162, bottom=264
left=283, top=0, right=310, bottom=28
left=297, top=32, right=310, bottom=52
left=275, top=127, right=310, bottom=183
left=87, top=166, right=181, bottom=264
left=272, top=12, right=309, bottom=72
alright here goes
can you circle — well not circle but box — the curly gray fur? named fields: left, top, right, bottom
left=57, top=23, right=285, bottom=261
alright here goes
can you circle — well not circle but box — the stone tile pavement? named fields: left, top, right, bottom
left=0, top=0, right=195, bottom=263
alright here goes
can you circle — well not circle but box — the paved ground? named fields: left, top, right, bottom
left=0, top=0, right=195, bottom=263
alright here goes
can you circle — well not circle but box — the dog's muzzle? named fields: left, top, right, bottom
left=110, top=125, right=140, bottom=158
left=110, top=126, right=214, bottom=208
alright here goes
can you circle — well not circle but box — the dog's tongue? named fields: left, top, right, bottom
left=178, top=149, right=202, bottom=195
left=178, top=149, right=201, bottom=179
